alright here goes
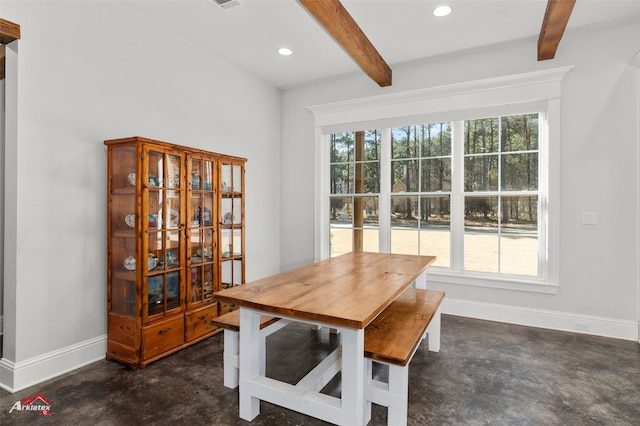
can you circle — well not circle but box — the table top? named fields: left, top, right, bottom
left=214, top=252, right=436, bottom=329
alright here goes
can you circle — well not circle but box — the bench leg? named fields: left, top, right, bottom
left=387, top=364, right=409, bottom=426
left=426, top=306, right=441, bottom=352
left=223, top=329, right=239, bottom=389
left=310, top=324, right=340, bottom=334
left=412, top=271, right=427, bottom=289
left=363, top=359, right=409, bottom=426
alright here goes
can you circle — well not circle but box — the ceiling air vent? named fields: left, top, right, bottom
left=210, top=0, right=243, bottom=11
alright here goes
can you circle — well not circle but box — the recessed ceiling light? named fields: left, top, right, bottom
left=433, top=5, right=452, bottom=17
left=278, top=48, right=293, bottom=56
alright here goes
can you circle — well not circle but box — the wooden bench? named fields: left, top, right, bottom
left=363, top=287, right=445, bottom=426
left=211, top=310, right=288, bottom=389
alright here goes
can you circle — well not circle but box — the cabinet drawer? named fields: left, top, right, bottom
left=219, top=301, right=237, bottom=316
left=142, top=316, right=184, bottom=360
left=186, top=304, right=219, bottom=342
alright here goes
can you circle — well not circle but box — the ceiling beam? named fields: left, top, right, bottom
left=0, top=45, right=5, bottom=80
left=299, top=0, right=392, bottom=87
left=538, top=0, right=575, bottom=61
left=0, top=17, right=21, bottom=80
left=0, top=17, right=21, bottom=44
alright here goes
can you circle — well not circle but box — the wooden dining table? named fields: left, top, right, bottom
left=213, top=252, right=437, bottom=425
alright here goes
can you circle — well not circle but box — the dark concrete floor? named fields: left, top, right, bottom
left=1, top=315, right=639, bottom=425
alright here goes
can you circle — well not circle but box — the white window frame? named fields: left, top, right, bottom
left=309, top=67, right=572, bottom=293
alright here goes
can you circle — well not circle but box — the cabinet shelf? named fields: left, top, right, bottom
left=113, top=230, right=135, bottom=238
left=112, top=188, right=136, bottom=196
left=105, top=136, right=246, bottom=368
left=113, top=270, right=136, bottom=281
left=221, top=254, right=243, bottom=260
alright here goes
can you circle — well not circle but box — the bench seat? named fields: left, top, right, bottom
left=211, top=309, right=280, bottom=332
left=363, top=287, right=445, bottom=426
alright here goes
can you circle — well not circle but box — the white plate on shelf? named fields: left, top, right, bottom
left=124, top=214, right=135, bottom=228
left=191, top=256, right=202, bottom=263
left=127, top=173, right=136, bottom=186
left=123, top=256, right=136, bottom=271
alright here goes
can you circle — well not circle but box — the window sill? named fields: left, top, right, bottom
left=426, top=269, right=559, bottom=294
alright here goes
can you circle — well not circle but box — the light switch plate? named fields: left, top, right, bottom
left=581, top=211, right=597, bottom=225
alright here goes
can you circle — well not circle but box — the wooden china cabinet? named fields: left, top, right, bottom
left=104, top=136, right=246, bottom=368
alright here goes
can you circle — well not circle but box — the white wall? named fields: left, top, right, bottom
left=1, top=77, right=5, bottom=335
left=281, top=23, right=640, bottom=336
left=1, top=0, right=281, bottom=391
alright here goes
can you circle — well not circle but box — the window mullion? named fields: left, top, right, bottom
left=379, top=128, right=392, bottom=253
left=497, top=117, right=503, bottom=274
left=539, top=108, right=553, bottom=281
left=316, top=132, right=331, bottom=260
left=451, top=121, right=465, bottom=272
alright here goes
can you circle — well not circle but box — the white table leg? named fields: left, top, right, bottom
left=239, top=307, right=261, bottom=421
left=340, top=327, right=364, bottom=426
left=363, top=358, right=373, bottom=426
left=413, top=271, right=427, bottom=289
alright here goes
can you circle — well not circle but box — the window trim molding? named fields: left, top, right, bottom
left=310, top=67, right=572, bottom=293
left=308, top=67, right=573, bottom=134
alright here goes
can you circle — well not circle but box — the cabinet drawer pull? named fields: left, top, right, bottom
left=158, top=327, right=171, bottom=334
left=198, top=313, right=210, bottom=320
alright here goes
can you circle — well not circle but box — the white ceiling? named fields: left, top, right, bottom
left=122, top=0, right=640, bottom=89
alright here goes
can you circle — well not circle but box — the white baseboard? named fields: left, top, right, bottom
left=443, top=298, right=639, bottom=341
left=0, top=335, right=107, bottom=393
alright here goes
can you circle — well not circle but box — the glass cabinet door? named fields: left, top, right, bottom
left=188, top=156, right=217, bottom=307
left=109, top=145, right=138, bottom=316
left=143, top=149, right=184, bottom=320
left=220, top=161, right=244, bottom=289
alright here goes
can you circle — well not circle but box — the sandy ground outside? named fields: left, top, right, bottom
left=330, top=228, right=538, bottom=276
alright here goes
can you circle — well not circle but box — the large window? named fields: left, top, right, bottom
left=329, top=113, right=542, bottom=278
left=313, top=67, right=568, bottom=291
